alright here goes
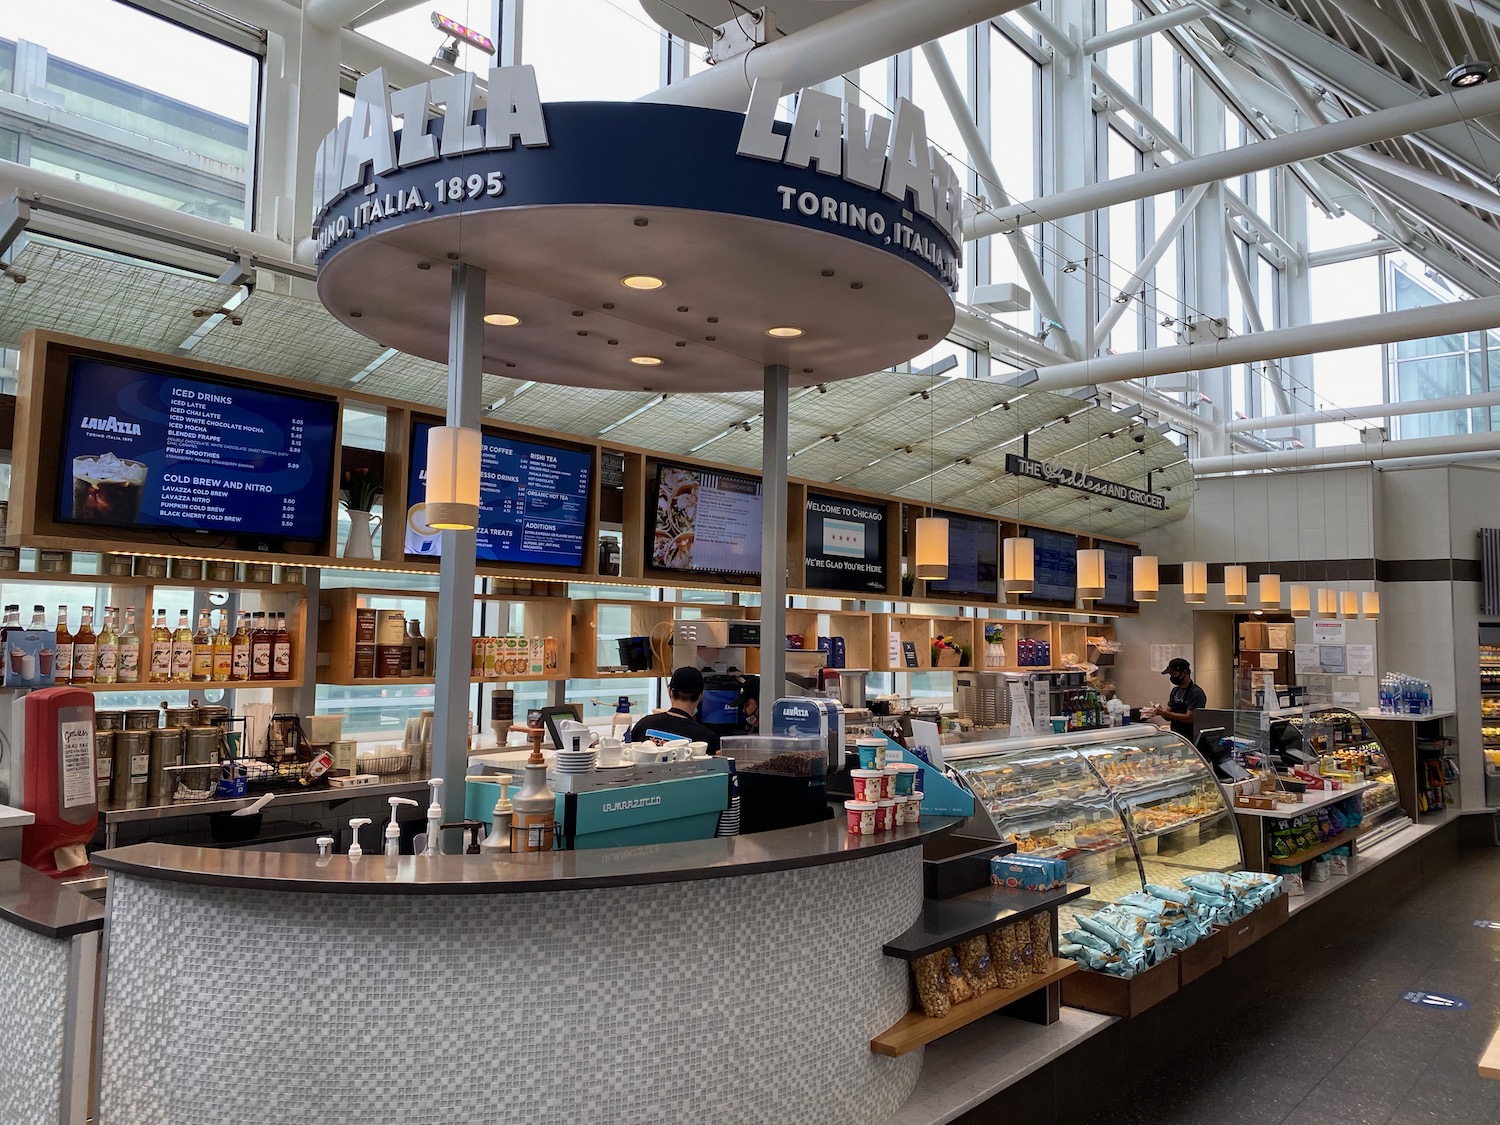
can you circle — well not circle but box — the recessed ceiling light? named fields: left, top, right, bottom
left=620, top=275, right=664, bottom=290
left=629, top=355, right=663, bottom=366
left=483, top=313, right=520, bottom=326
left=766, top=326, right=803, bottom=337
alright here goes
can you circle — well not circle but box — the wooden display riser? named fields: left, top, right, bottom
left=870, top=959, right=1075, bottom=1057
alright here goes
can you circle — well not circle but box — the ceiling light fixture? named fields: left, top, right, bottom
left=766, top=326, right=804, bottom=337
left=483, top=313, right=520, bottom=326
left=620, top=275, right=664, bottom=290
left=1446, top=60, right=1494, bottom=88
left=629, top=355, right=663, bottom=366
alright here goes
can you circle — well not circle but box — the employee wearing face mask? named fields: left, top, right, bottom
left=1146, top=658, right=1205, bottom=740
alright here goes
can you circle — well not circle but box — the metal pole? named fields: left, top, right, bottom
left=918, top=42, right=1079, bottom=360
left=1193, top=428, right=1500, bottom=474
left=1082, top=4, right=1205, bottom=54
left=759, top=365, right=789, bottom=724
left=435, top=264, right=484, bottom=843
left=973, top=81, right=1500, bottom=233
left=640, top=0, right=1035, bottom=110
left=1088, top=182, right=1210, bottom=352
left=1225, top=389, right=1500, bottom=433
left=1022, top=294, right=1500, bottom=392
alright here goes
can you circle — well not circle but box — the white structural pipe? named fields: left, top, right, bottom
left=1193, top=428, right=1500, bottom=473
left=1225, top=390, right=1500, bottom=433
left=640, top=0, right=1034, bottom=110
left=1083, top=4, right=1205, bottom=54
left=1342, top=146, right=1500, bottom=216
left=0, top=160, right=303, bottom=273
left=918, top=42, right=1079, bottom=359
left=1089, top=182, right=1209, bottom=351
left=973, top=82, right=1500, bottom=233
left=1023, top=294, right=1500, bottom=392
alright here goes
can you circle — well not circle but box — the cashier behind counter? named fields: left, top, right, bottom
left=630, top=667, right=722, bottom=754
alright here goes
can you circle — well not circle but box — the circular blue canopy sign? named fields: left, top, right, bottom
left=314, top=67, right=960, bottom=392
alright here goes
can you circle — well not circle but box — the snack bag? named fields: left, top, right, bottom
left=944, top=949, right=975, bottom=1005
left=957, top=933, right=997, bottom=994
left=912, top=949, right=952, bottom=1017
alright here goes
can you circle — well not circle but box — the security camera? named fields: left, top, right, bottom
left=1132, top=430, right=1146, bottom=443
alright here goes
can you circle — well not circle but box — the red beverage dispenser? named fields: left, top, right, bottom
left=19, top=687, right=96, bottom=877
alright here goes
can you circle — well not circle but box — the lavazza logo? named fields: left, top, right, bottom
left=81, top=416, right=141, bottom=436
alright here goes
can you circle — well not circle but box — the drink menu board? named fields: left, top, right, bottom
left=1021, top=527, right=1078, bottom=603
left=406, top=421, right=591, bottom=566
left=651, top=464, right=762, bottom=575
left=928, top=514, right=998, bottom=600
left=1097, top=541, right=1139, bottom=608
left=57, top=357, right=337, bottom=540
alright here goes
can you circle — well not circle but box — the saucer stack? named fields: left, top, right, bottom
left=552, top=746, right=598, bottom=774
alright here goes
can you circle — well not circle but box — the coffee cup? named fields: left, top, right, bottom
left=404, top=502, right=441, bottom=555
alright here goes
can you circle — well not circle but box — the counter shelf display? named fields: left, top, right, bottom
left=1481, top=641, right=1500, bottom=807
left=942, top=727, right=1244, bottom=919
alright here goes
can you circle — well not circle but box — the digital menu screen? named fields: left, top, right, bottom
left=650, top=463, right=762, bottom=576
left=928, top=514, right=998, bottom=600
left=805, top=492, right=887, bottom=593
left=1021, top=527, right=1078, bottom=604
left=405, top=421, right=591, bottom=566
left=56, top=357, right=337, bottom=541
left=1097, top=541, right=1140, bottom=609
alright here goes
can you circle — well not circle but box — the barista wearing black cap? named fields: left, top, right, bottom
left=1147, top=658, right=1205, bottom=740
left=630, top=666, right=722, bottom=754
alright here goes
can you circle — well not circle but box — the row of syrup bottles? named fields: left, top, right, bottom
left=26, top=604, right=294, bottom=685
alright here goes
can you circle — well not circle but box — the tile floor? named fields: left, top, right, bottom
left=1082, top=846, right=1500, bottom=1125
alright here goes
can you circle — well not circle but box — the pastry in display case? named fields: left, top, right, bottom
left=942, top=727, right=1244, bottom=916
left=1283, top=707, right=1405, bottom=825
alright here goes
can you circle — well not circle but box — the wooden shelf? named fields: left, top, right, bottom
left=882, top=882, right=1090, bottom=960
left=1267, top=823, right=1370, bottom=867
left=870, top=958, right=1077, bottom=1057
left=320, top=674, right=566, bottom=687
left=50, top=678, right=302, bottom=693
left=0, top=570, right=306, bottom=593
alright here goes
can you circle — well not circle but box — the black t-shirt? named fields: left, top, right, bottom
left=1167, top=682, right=1207, bottom=740
left=629, top=707, right=721, bottom=754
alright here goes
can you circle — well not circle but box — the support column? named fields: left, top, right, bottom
left=1041, top=0, right=1095, bottom=360
left=291, top=12, right=340, bottom=258
left=759, top=365, right=789, bottom=724
left=435, top=264, right=484, bottom=841
left=1185, top=64, right=1230, bottom=456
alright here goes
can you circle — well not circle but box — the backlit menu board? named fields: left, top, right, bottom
left=1021, top=527, right=1078, bottom=603
left=805, top=492, right=887, bottom=593
left=650, top=463, right=762, bottom=575
left=56, top=357, right=337, bottom=541
left=406, top=421, right=591, bottom=566
left=1097, top=541, right=1139, bottom=609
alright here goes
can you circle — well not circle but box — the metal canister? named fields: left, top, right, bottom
left=94, top=710, right=124, bottom=732
left=123, top=709, right=159, bottom=731
left=183, top=726, right=220, bottom=767
left=149, top=727, right=184, bottom=806
left=94, top=730, right=114, bottom=808
left=196, top=705, right=230, bottom=728
left=112, top=730, right=150, bottom=809
left=163, top=706, right=198, bottom=729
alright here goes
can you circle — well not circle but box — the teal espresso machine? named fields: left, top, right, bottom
left=465, top=757, right=731, bottom=849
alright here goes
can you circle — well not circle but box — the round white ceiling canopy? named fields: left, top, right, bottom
left=317, top=203, right=955, bottom=392
left=637, top=0, right=866, bottom=42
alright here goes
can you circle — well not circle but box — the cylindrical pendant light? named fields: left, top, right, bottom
left=1003, top=535, right=1035, bottom=594
left=1258, top=574, right=1282, bottom=609
left=1078, top=548, right=1106, bottom=600
left=1317, top=588, right=1337, bottom=618
left=1133, top=554, right=1159, bottom=602
left=1224, top=564, right=1248, bottom=605
left=914, top=516, right=949, bottom=580
left=1340, top=590, right=1359, bottom=619
left=1290, top=584, right=1311, bottom=618
left=1361, top=591, right=1381, bottom=619
left=425, top=425, right=483, bottom=530
left=1183, top=560, right=1208, bottom=604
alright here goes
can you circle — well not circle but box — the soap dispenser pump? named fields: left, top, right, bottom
left=384, top=796, right=418, bottom=856
left=511, top=747, right=556, bottom=853
left=348, top=817, right=372, bottom=860
left=423, top=778, right=444, bottom=857
left=467, top=773, right=513, bottom=853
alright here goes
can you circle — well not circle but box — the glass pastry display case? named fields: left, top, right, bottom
left=942, top=727, right=1243, bottom=914
left=1282, top=707, right=1405, bottom=825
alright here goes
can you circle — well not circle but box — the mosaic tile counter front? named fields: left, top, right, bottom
left=99, top=848, right=924, bottom=1124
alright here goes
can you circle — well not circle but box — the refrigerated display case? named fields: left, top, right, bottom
left=1482, top=638, right=1500, bottom=807
left=942, top=727, right=1243, bottom=913
left=1283, top=707, right=1406, bottom=829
